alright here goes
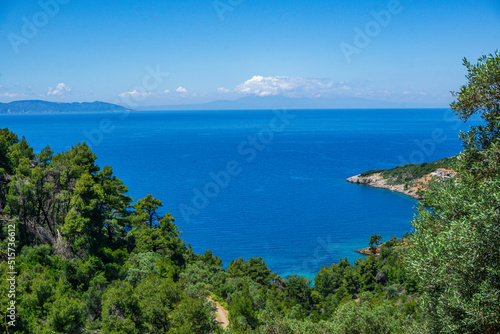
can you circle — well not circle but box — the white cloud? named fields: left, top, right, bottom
left=0, top=93, right=19, bottom=98
left=217, top=76, right=441, bottom=105
left=176, top=86, right=188, bottom=93
left=118, top=90, right=153, bottom=98
left=220, top=76, right=343, bottom=98
left=164, top=89, right=170, bottom=94
left=217, top=87, right=232, bottom=93
left=47, top=82, right=71, bottom=96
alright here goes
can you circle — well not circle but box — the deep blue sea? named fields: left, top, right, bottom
left=0, top=109, right=478, bottom=279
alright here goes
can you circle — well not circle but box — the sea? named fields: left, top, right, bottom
left=0, top=108, right=479, bottom=280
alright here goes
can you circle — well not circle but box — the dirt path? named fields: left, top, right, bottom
left=208, top=296, right=229, bottom=329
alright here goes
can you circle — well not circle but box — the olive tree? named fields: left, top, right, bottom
left=406, top=52, right=500, bottom=333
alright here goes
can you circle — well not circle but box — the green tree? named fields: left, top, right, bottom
left=0, top=128, right=19, bottom=174
left=284, top=274, right=314, bottom=311
left=96, top=166, right=132, bottom=244
left=131, top=194, right=163, bottom=229
left=171, top=297, right=217, bottom=334
left=46, top=295, right=85, bottom=334
left=125, top=252, right=160, bottom=286
left=330, top=300, right=403, bottom=334
left=101, top=280, right=144, bottom=334
left=227, top=257, right=276, bottom=286
left=229, top=288, right=258, bottom=331
left=17, top=264, right=56, bottom=331
left=48, top=143, right=99, bottom=227
left=314, top=258, right=351, bottom=298
left=369, top=233, right=382, bottom=250
left=181, top=261, right=226, bottom=297
left=37, top=145, right=53, bottom=167
left=82, top=274, right=108, bottom=329
left=131, top=195, right=183, bottom=257
left=135, top=275, right=183, bottom=332
left=451, top=52, right=500, bottom=159
left=62, top=173, right=105, bottom=256
left=9, top=136, right=35, bottom=170
left=198, top=249, right=223, bottom=267
left=407, top=52, right=500, bottom=333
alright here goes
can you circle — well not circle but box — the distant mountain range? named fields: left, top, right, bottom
left=137, top=95, right=427, bottom=111
left=0, top=97, right=440, bottom=114
left=0, top=100, right=132, bottom=113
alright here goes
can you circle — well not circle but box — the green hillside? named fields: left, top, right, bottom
left=360, top=156, right=458, bottom=184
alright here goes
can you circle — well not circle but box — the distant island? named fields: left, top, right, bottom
left=135, top=95, right=447, bottom=111
left=0, top=98, right=443, bottom=114
left=346, top=157, right=457, bottom=200
left=0, top=100, right=132, bottom=114
left=135, top=95, right=407, bottom=110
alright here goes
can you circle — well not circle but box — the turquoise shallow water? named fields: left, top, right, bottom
left=0, top=108, right=477, bottom=279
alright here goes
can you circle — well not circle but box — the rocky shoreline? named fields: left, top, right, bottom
left=354, top=247, right=379, bottom=256
left=346, top=173, right=423, bottom=200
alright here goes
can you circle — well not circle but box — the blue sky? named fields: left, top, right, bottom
left=0, top=0, right=498, bottom=107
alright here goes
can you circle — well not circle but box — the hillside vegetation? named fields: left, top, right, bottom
left=360, top=156, right=457, bottom=184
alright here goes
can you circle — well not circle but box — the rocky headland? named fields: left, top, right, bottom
left=346, top=173, right=423, bottom=200
left=347, top=158, right=458, bottom=255
left=346, top=157, right=458, bottom=201
left=354, top=246, right=380, bottom=256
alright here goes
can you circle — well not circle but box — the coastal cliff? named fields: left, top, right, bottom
left=346, top=157, right=458, bottom=201
left=347, top=173, right=423, bottom=200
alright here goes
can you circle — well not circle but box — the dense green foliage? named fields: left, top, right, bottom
left=406, top=52, right=500, bottom=333
left=0, top=135, right=218, bottom=333
left=360, top=156, right=457, bottom=183
left=368, top=234, right=382, bottom=251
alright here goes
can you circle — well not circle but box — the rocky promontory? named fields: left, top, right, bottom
left=354, top=246, right=380, bottom=256
left=346, top=157, right=459, bottom=200
left=346, top=173, right=423, bottom=200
